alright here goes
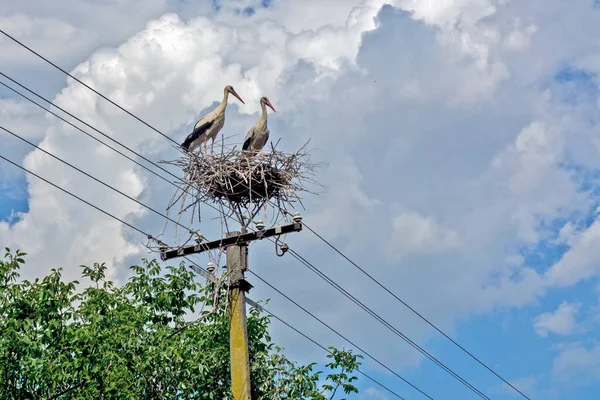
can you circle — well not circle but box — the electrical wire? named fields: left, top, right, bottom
left=0, top=153, right=407, bottom=400
left=284, top=247, right=490, bottom=400
left=0, top=78, right=177, bottom=191
left=0, top=30, right=528, bottom=399
left=0, top=154, right=148, bottom=238
left=0, top=74, right=236, bottom=229
left=248, top=270, right=433, bottom=400
left=0, top=72, right=179, bottom=182
left=0, top=124, right=196, bottom=237
left=260, top=304, right=408, bottom=400
left=301, top=222, right=530, bottom=400
left=0, top=29, right=180, bottom=147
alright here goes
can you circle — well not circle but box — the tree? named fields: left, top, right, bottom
left=0, top=248, right=362, bottom=399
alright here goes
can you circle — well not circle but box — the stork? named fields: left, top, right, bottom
left=181, top=85, right=245, bottom=154
left=242, top=96, right=276, bottom=156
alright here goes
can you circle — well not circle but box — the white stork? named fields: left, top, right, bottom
left=181, top=85, right=245, bottom=154
left=242, top=96, right=276, bottom=156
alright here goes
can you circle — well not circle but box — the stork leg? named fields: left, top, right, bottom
left=203, top=137, right=208, bottom=154
left=210, top=137, right=215, bottom=155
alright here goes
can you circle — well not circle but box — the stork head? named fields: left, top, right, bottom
left=224, top=85, right=245, bottom=104
left=260, top=96, right=276, bottom=112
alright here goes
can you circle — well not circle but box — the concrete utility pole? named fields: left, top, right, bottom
left=160, top=217, right=303, bottom=400
left=226, top=231, right=252, bottom=399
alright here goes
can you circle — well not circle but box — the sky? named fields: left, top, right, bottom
left=1, top=0, right=600, bottom=398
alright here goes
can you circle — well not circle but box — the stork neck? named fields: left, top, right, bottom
left=218, top=90, right=229, bottom=111
left=260, top=102, right=268, bottom=122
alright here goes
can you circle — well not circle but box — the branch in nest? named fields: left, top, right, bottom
left=160, top=142, right=323, bottom=227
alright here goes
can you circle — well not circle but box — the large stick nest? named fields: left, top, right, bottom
left=161, top=142, right=323, bottom=226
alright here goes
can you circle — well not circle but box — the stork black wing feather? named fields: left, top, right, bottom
left=242, top=132, right=253, bottom=151
left=181, top=120, right=213, bottom=150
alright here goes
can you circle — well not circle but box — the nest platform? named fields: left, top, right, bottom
left=187, top=154, right=288, bottom=204
left=161, top=143, right=322, bottom=225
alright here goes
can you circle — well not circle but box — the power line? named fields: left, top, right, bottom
left=0, top=153, right=406, bottom=400
left=302, top=222, right=530, bottom=400
left=0, top=72, right=180, bottom=183
left=0, top=154, right=148, bottom=237
left=0, top=124, right=197, bottom=237
left=0, top=78, right=177, bottom=191
left=1, top=44, right=289, bottom=230
left=260, top=304, right=407, bottom=400
left=284, top=247, right=490, bottom=400
left=0, top=29, right=180, bottom=147
left=0, top=30, right=525, bottom=398
left=248, top=270, right=432, bottom=400
left=1, top=46, right=283, bottom=228
left=0, top=74, right=236, bottom=230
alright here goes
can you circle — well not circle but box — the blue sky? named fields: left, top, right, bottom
left=2, top=1, right=600, bottom=399
left=0, top=177, right=28, bottom=224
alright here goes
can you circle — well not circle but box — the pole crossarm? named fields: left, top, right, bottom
left=161, top=221, right=302, bottom=260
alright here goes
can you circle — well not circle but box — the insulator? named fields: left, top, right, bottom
left=255, top=220, right=265, bottom=231
left=207, top=262, right=215, bottom=273
left=281, top=243, right=289, bottom=253
left=292, top=212, right=302, bottom=223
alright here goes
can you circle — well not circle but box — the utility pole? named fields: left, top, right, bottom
left=160, top=216, right=303, bottom=400
left=226, top=231, right=252, bottom=399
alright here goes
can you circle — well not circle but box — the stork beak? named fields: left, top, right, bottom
left=266, top=100, right=276, bottom=112
left=229, top=87, right=245, bottom=104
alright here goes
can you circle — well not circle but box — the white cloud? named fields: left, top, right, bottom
left=507, top=375, right=539, bottom=392
left=552, top=342, right=600, bottom=383
left=546, top=216, right=600, bottom=286
left=389, top=210, right=461, bottom=258
left=491, top=375, right=539, bottom=397
left=487, top=121, right=579, bottom=244
left=0, top=14, right=86, bottom=62
left=0, top=98, right=48, bottom=140
left=533, top=301, right=582, bottom=337
left=359, top=386, right=389, bottom=399
left=399, top=0, right=496, bottom=27
left=0, top=98, right=51, bottom=183
left=307, top=159, right=381, bottom=239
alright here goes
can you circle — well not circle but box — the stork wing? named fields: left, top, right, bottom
left=181, top=120, right=214, bottom=150
left=242, top=128, right=255, bottom=151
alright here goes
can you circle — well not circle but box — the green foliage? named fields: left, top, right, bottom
left=0, top=249, right=362, bottom=399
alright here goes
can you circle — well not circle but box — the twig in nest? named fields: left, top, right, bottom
left=160, top=141, right=323, bottom=229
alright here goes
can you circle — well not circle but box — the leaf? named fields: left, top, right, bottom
left=0, top=256, right=363, bottom=399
